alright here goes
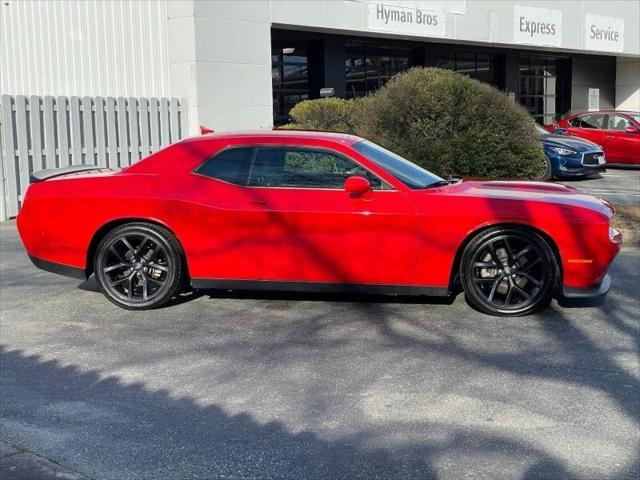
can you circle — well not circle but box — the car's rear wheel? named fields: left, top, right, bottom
left=94, top=223, right=184, bottom=309
left=460, top=227, right=556, bottom=316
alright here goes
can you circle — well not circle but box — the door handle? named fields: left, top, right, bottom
left=249, top=199, right=266, bottom=206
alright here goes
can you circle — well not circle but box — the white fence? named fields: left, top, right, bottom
left=0, top=95, right=188, bottom=221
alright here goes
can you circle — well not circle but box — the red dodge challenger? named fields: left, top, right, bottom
left=17, top=131, right=622, bottom=316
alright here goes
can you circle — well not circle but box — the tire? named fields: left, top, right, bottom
left=537, top=155, right=553, bottom=181
left=94, top=222, right=185, bottom=309
left=460, top=227, right=556, bottom=316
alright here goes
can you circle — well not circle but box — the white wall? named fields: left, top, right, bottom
left=0, top=0, right=171, bottom=98
left=167, top=1, right=273, bottom=134
left=3, top=0, right=638, bottom=135
left=616, top=58, right=640, bottom=111
left=176, top=0, right=639, bottom=133
left=270, top=0, right=640, bottom=57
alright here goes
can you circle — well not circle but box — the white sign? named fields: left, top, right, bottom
left=588, top=88, right=600, bottom=112
left=384, top=1, right=465, bottom=15
left=585, top=14, right=624, bottom=53
left=513, top=5, right=562, bottom=47
left=367, top=2, right=446, bottom=38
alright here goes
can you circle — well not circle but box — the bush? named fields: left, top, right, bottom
left=357, top=68, right=543, bottom=178
left=283, top=97, right=362, bottom=133
left=284, top=68, right=544, bottom=179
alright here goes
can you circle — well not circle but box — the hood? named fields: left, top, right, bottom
left=541, top=134, right=601, bottom=152
left=437, top=180, right=612, bottom=216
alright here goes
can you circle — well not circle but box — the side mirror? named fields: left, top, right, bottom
left=345, top=175, right=371, bottom=197
left=625, top=125, right=639, bottom=134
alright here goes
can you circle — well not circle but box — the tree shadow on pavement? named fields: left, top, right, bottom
left=1, top=346, right=620, bottom=480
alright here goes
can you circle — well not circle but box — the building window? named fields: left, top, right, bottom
left=519, top=56, right=562, bottom=125
left=345, top=43, right=411, bottom=98
left=437, top=51, right=497, bottom=85
left=272, top=41, right=310, bottom=125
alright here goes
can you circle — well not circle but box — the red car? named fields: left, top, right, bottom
left=17, top=131, right=621, bottom=316
left=547, top=110, right=640, bottom=165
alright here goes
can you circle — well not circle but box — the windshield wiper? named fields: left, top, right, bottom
left=422, top=180, right=452, bottom=189
left=422, top=176, right=462, bottom=189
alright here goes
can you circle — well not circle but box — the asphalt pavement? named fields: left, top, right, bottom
left=1, top=440, right=90, bottom=480
left=556, top=167, right=640, bottom=207
left=1, top=220, right=639, bottom=480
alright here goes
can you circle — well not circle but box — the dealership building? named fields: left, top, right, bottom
left=2, top=0, right=639, bottom=134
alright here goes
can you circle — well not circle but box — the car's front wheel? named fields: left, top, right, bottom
left=536, top=155, right=553, bottom=181
left=94, top=222, right=185, bottom=309
left=460, top=227, right=556, bottom=316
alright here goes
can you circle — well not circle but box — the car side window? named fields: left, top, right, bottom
left=195, top=147, right=253, bottom=185
left=607, top=115, right=631, bottom=131
left=247, top=147, right=386, bottom=190
left=576, top=114, right=605, bottom=129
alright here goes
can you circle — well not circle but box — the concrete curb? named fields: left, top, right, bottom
left=0, top=440, right=92, bottom=480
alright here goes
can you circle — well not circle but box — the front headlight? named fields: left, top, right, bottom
left=550, top=146, right=577, bottom=156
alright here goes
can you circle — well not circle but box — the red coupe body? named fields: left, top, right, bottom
left=547, top=110, right=640, bottom=165
left=18, top=131, right=620, bottom=301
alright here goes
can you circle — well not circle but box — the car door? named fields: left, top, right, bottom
left=603, top=114, right=640, bottom=164
left=231, top=146, right=418, bottom=286
left=566, top=113, right=606, bottom=146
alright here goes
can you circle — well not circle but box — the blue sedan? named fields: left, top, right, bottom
left=535, top=124, right=606, bottom=180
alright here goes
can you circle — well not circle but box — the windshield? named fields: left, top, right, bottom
left=352, top=140, right=443, bottom=189
left=535, top=124, right=550, bottom=136
left=629, top=113, right=640, bottom=124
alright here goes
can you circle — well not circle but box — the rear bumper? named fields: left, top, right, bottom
left=29, top=255, right=86, bottom=280
left=561, top=274, right=611, bottom=299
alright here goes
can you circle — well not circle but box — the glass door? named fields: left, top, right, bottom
left=272, top=40, right=310, bottom=125
left=519, top=55, right=566, bottom=125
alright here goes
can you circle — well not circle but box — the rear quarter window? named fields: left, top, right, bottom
left=195, top=147, right=253, bottom=185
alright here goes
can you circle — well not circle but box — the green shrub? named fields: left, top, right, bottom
left=283, top=68, right=544, bottom=179
left=283, top=97, right=362, bottom=133
left=356, top=68, right=544, bottom=178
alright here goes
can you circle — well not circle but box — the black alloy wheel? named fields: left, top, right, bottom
left=94, top=223, right=184, bottom=309
left=461, top=228, right=556, bottom=316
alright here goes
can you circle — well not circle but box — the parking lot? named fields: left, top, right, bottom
left=1, top=205, right=638, bottom=479
left=556, top=168, right=640, bottom=207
